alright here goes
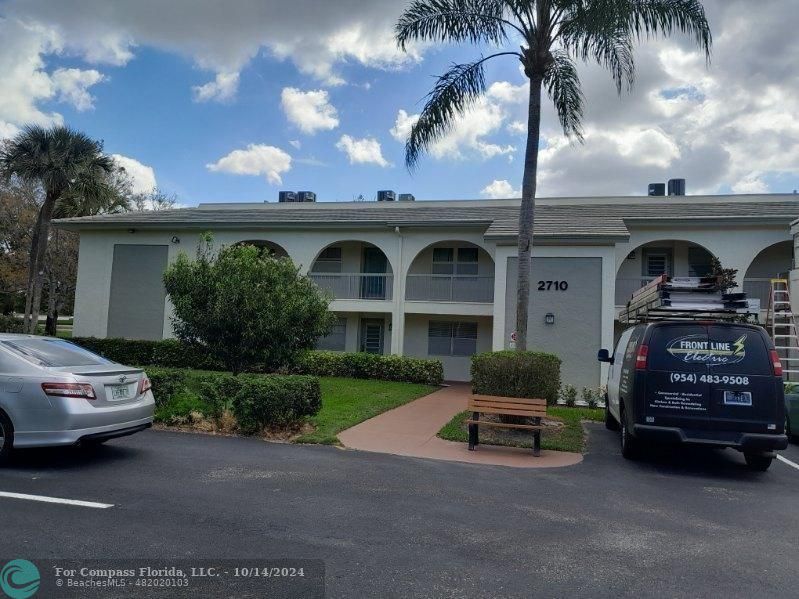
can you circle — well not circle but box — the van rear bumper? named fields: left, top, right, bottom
left=632, top=425, right=789, bottom=452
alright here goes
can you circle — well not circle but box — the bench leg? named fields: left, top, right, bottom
left=533, top=417, right=541, bottom=457
left=468, top=412, right=479, bottom=450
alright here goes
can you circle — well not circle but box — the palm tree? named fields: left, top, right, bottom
left=396, top=0, right=711, bottom=350
left=0, top=125, right=119, bottom=333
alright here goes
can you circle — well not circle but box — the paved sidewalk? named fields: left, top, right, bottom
left=338, top=384, right=582, bottom=469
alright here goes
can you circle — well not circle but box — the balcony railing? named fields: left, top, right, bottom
left=615, top=277, right=654, bottom=306
left=405, top=274, right=494, bottom=303
left=310, top=273, right=393, bottom=300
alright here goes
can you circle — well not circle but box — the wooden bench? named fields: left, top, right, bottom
left=467, top=395, right=547, bottom=456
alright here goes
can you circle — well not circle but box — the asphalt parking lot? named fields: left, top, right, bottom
left=2, top=425, right=798, bottom=598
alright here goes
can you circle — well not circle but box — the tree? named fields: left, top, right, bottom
left=0, top=125, right=121, bottom=333
left=132, top=187, right=179, bottom=212
left=396, top=0, right=712, bottom=350
left=163, top=236, right=335, bottom=375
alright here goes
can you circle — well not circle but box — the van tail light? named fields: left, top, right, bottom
left=138, top=375, right=152, bottom=395
left=770, top=350, right=783, bottom=377
left=635, top=345, right=649, bottom=370
left=42, top=382, right=96, bottom=400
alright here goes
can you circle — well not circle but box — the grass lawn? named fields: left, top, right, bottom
left=438, top=406, right=604, bottom=453
left=295, top=377, right=436, bottom=444
left=151, top=368, right=436, bottom=445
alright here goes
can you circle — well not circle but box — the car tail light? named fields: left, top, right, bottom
left=770, top=350, right=783, bottom=376
left=42, top=382, right=96, bottom=400
left=138, top=375, right=152, bottom=395
left=635, top=345, right=649, bottom=370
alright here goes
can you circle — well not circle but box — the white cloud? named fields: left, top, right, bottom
left=481, top=179, right=520, bottom=199
left=336, top=134, right=390, bottom=167
left=507, top=120, right=527, bottom=135
left=206, top=144, right=292, bottom=184
left=112, top=154, right=157, bottom=194
left=487, top=80, right=527, bottom=104
left=289, top=139, right=301, bottom=149
left=281, top=88, right=339, bottom=134
left=732, top=173, right=770, bottom=194
left=51, top=67, right=105, bottom=110
left=192, top=72, right=239, bottom=103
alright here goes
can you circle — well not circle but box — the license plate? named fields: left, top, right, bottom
left=110, top=385, right=130, bottom=401
left=723, top=391, right=752, bottom=406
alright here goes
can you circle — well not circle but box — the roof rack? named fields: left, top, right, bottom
left=619, top=275, right=759, bottom=324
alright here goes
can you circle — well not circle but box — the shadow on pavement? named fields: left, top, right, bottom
left=3, top=443, right=141, bottom=472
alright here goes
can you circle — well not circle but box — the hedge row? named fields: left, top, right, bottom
left=471, top=350, right=561, bottom=406
left=0, top=315, right=24, bottom=333
left=71, top=337, right=443, bottom=386
left=289, top=351, right=443, bottom=385
left=147, top=367, right=321, bottom=434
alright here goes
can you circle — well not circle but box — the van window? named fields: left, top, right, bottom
left=707, top=326, right=771, bottom=375
left=647, top=325, right=709, bottom=373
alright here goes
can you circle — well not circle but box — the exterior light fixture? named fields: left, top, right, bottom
left=171, top=236, right=181, bottom=244
left=545, top=313, right=555, bottom=325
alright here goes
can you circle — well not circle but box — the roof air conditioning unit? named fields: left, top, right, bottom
left=668, top=178, right=686, bottom=196
left=278, top=191, right=297, bottom=203
left=398, top=193, right=415, bottom=202
left=377, top=190, right=396, bottom=202
left=648, top=183, right=666, bottom=197
left=297, top=191, right=316, bottom=203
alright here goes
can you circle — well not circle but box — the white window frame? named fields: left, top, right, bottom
left=428, top=321, right=478, bottom=356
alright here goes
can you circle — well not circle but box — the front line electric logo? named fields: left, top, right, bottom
left=0, top=560, right=40, bottom=599
left=666, top=334, right=747, bottom=366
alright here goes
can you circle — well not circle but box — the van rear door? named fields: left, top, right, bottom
left=706, top=325, right=779, bottom=433
left=645, top=324, right=711, bottom=428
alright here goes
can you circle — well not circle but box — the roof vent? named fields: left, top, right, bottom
left=278, top=191, right=297, bottom=203
left=668, top=178, right=686, bottom=196
left=297, top=191, right=316, bottom=203
left=398, top=193, right=415, bottom=202
left=648, top=183, right=666, bottom=197
left=377, top=190, right=396, bottom=202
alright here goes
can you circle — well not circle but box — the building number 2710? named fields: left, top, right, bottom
left=537, top=280, right=569, bottom=291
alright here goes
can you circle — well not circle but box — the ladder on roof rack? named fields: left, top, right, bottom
left=766, top=278, right=799, bottom=381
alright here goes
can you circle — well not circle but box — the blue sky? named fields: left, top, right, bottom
left=1, top=0, right=797, bottom=206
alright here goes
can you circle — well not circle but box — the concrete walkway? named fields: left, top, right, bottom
left=338, top=384, right=582, bottom=469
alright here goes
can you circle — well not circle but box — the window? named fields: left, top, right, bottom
left=316, top=317, right=346, bottom=351
left=428, top=321, right=478, bottom=356
left=313, top=246, right=343, bottom=273
left=644, top=251, right=670, bottom=278
left=2, top=339, right=112, bottom=367
left=688, top=247, right=713, bottom=277
left=431, top=246, right=479, bottom=275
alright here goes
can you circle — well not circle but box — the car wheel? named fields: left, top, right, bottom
left=744, top=453, right=773, bottom=472
left=0, top=411, right=14, bottom=465
left=619, top=407, right=639, bottom=460
left=787, top=416, right=798, bottom=443
left=605, top=398, right=619, bottom=431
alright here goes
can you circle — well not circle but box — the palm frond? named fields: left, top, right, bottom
left=406, top=55, right=498, bottom=170
left=625, top=0, right=712, bottom=56
left=544, top=50, right=585, bottom=140
left=396, top=0, right=515, bottom=49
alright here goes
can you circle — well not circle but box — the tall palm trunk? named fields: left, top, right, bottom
left=515, top=73, right=543, bottom=352
left=25, top=191, right=56, bottom=333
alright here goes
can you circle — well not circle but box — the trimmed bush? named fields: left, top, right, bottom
left=0, top=314, right=24, bottom=333
left=471, top=350, right=561, bottom=406
left=145, top=367, right=189, bottom=407
left=291, top=351, right=443, bottom=385
left=231, top=375, right=321, bottom=434
left=71, top=337, right=223, bottom=370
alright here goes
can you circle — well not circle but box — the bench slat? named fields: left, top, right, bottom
left=468, top=400, right=547, bottom=414
left=470, top=394, right=546, bottom=407
left=468, top=406, right=547, bottom=418
left=465, top=420, right=543, bottom=430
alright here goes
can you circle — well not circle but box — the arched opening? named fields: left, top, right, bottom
left=742, top=241, right=794, bottom=308
left=616, top=240, right=718, bottom=307
left=405, top=241, right=495, bottom=303
left=233, top=239, right=289, bottom=258
left=309, top=241, right=393, bottom=300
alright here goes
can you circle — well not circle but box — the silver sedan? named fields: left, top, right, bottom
left=0, top=334, right=154, bottom=462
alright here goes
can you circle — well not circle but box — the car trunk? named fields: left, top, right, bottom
left=645, top=324, right=779, bottom=433
left=50, top=364, right=145, bottom=406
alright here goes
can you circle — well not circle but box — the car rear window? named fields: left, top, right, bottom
left=1, top=338, right=112, bottom=367
left=707, top=325, right=771, bottom=375
left=647, top=324, right=709, bottom=372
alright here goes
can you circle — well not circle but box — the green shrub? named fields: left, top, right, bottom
left=154, top=391, right=213, bottom=424
left=231, top=375, right=321, bottom=435
left=145, top=367, right=189, bottom=407
left=71, top=337, right=223, bottom=370
left=292, top=351, right=443, bottom=385
left=581, top=387, right=599, bottom=409
left=471, top=351, right=561, bottom=405
left=561, top=384, right=578, bottom=407
left=0, top=314, right=25, bottom=333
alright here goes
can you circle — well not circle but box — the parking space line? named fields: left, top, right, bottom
left=777, top=455, right=799, bottom=471
left=0, top=491, right=113, bottom=509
